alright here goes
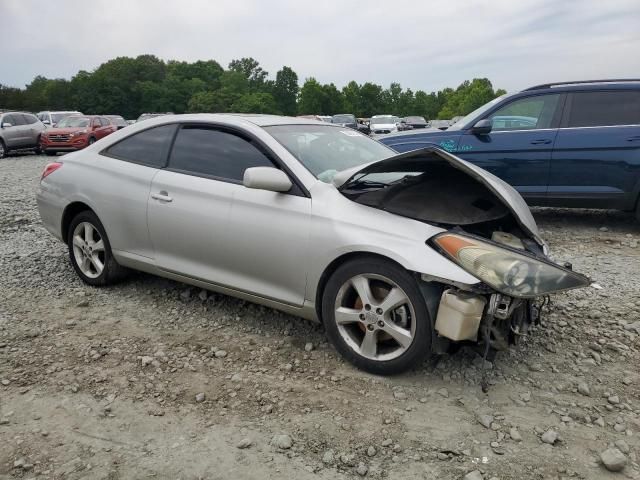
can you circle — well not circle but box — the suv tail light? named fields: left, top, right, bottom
left=41, top=162, right=63, bottom=180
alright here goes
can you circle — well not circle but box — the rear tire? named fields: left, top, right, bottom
left=321, top=257, right=432, bottom=375
left=0, top=140, right=6, bottom=159
left=45, top=151, right=57, bottom=156
left=67, top=210, right=127, bottom=286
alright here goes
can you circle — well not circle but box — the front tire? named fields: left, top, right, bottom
left=0, top=140, right=6, bottom=159
left=67, top=211, right=127, bottom=286
left=322, top=257, right=432, bottom=375
left=45, top=151, right=57, bottom=156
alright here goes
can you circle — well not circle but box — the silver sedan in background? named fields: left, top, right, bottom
left=36, top=114, right=590, bottom=374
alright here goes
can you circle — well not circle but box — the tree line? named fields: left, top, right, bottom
left=0, top=54, right=506, bottom=120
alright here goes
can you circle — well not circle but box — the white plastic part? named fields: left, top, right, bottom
left=435, top=289, right=487, bottom=341
left=491, top=231, right=525, bottom=250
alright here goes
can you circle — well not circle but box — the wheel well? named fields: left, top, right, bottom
left=61, top=202, right=94, bottom=241
left=314, top=252, right=406, bottom=321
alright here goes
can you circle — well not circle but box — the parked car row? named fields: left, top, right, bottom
left=0, top=110, right=132, bottom=158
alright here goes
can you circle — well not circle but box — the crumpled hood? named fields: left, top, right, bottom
left=333, top=146, right=544, bottom=246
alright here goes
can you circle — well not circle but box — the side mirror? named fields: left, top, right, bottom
left=243, top=167, right=292, bottom=193
left=471, top=118, right=492, bottom=135
left=1, top=122, right=12, bottom=128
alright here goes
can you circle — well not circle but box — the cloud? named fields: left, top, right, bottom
left=1, top=0, right=639, bottom=93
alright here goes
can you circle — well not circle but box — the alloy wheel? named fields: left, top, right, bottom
left=334, top=274, right=416, bottom=361
left=72, top=221, right=105, bottom=279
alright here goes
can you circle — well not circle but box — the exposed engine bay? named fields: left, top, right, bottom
left=337, top=147, right=590, bottom=362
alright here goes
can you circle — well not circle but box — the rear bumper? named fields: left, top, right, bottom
left=36, top=186, right=65, bottom=242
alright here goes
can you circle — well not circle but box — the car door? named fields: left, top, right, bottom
left=98, top=123, right=178, bottom=259
left=21, top=113, right=42, bottom=147
left=99, top=117, right=116, bottom=138
left=147, top=124, right=311, bottom=306
left=549, top=90, right=640, bottom=210
left=456, top=93, right=563, bottom=205
left=91, top=118, right=106, bottom=139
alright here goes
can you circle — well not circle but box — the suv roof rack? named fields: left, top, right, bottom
left=524, top=79, right=640, bottom=91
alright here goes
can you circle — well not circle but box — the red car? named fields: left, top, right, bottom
left=40, top=115, right=117, bottom=156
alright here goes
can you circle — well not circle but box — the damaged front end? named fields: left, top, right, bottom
left=335, top=146, right=591, bottom=356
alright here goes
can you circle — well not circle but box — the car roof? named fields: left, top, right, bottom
left=520, top=79, right=640, bottom=93
left=123, top=113, right=342, bottom=132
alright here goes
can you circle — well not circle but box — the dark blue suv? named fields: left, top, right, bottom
left=379, top=80, right=640, bottom=220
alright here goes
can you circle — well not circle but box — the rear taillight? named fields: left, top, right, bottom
left=41, top=162, right=63, bottom=180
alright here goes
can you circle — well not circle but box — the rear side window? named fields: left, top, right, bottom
left=566, top=91, right=640, bottom=127
left=5, top=114, right=26, bottom=126
left=489, top=94, right=560, bottom=131
left=168, top=126, right=274, bottom=181
left=22, top=114, right=38, bottom=124
left=104, top=124, right=177, bottom=168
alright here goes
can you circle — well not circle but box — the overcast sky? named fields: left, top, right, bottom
left=2, top=0, right=639, bottom=93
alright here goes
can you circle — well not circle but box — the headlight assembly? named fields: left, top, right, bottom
left=432, top=233, right=590, bottom=298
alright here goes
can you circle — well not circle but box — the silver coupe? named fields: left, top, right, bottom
left=37, top=114, right=590, bottom=374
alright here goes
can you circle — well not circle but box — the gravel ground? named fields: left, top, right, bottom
left=1, top=153, right=639, bottom=480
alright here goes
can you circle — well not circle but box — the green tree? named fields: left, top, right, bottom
left=167, top=59, right=223, bottom=88
left=272, top=66, right=298, bottom=116
left=228, top=57, right=268, bottom=90
left=231, top=92, right=278, bottom=113
left=0, top=84, right=25, bottom=110
left=437, top=78, right=502, bottom=119
left=358, top=82, right=385, bottom=117
left=321, top=83, right=345, bottom=114
left=298, top=78, right=325, bottom=115
left=342, top=81, right=361, bottom=116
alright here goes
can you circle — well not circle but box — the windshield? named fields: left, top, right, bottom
left=447, top=94, right=508, bottom=130
left=332, top=115, right=355, bottom=124
left=108, top=116, right=127, bottom=126
left=405, top=116, right=426, bottom=123
left=265, top=124, right=394, bottom=183
left=56, top=116, right=90, bottom=128
left=371, top=116, right=399, bottom=125
left=51, top=113, right=73, bottom=124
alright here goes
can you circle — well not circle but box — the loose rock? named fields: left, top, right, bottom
left=272, top=434, right=293, bottom=449
left=600, top=447, right=627, bottom=472
left=541, top=429, right=559, bottom=445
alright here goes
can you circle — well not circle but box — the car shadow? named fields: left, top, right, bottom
left=532, top=207, right=639, bottom=231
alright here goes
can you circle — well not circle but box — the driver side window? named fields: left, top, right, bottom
left=489, top=94, right=560, bottom=131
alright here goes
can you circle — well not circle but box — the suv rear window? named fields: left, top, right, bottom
left=567, top=91, right=640, bottom=127
left=104, top=124, right=177, bottom=168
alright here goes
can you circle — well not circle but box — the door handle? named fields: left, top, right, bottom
left=151, top=191, right=173, bottom=202
left=626, top=136, right=640, bottom=142
left=530, top=139, right=552, bottom=145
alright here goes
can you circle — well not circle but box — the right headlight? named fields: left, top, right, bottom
left=432, top=232, right=590, bottom=298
